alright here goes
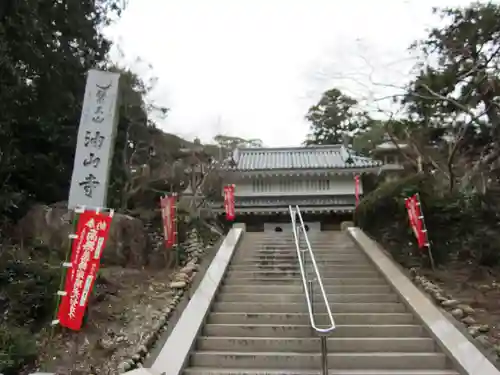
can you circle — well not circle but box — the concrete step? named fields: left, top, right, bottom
left=227, top=265, right=373, bottom=271
left=225, top=270, right=380, bottom=278
left=232, top=257, right=369, bottom=264
left=189, top=351, right=448, bottom=370
left=246, top=244, right=355, bottom=248
left=216, top=293, right=399, bottom=303
left=207, top=312, right=415, bottom=325
left=212, top=302, right=407, bottom=313
left=240, top=239, right=345, bottom=243
left=222, top=277, right=387, bottom=286
left=236, top=243, right=358, bottom=248
left=234, top=247, right=360, bottom=253
left=219, top=284, right=392, bottom=294
left=241, top=247, right=357, bottom=252
left=232, top=257, right=368, bottom=263
left=234, top=252, right=365, bottom=259
left=184, top=368, right=459, bottom=375
left=247, top=247, right=358, bottom=251
left=203, top=324, right=425, bottom=337
left=196, top=337, right=437, bottom=353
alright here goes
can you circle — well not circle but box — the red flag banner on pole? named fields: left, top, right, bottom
left=354, top=175, right=360, bottom=207
left=160, top=194, right=177, bottom=249
left=404, top=193, right=435, bottom=270
left=224, top=184, right=235, bottom=221
left=57, top=209, right=113, bottom=331
left=404, top=194, right=426, bottom=248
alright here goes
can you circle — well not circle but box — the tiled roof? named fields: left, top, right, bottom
left=232, top=145, right=381, bottom=171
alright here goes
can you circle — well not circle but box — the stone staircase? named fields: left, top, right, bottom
left=181, top=230, right=459, bottom=374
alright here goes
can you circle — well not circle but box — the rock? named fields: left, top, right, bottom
left=174, top=272, right=190, bottom=282
left=169, top=281, right=187, bottom=289
left=186, top=244, right=199, bottom=253
left=478, top=324, right=490, bottom=333
left=138, top=345, right=148, bottom=354
left=15, top=202, right=148, bottom=268
left=132, top=353, right=141, bottom=362
left=184, top=261, right=199, bottom=272
left=441, top=299, right=460, bottom=308
left=435, top=295, right=447, bottom=303
left=144, top=334, right=155, bottom=348
left=152, top=321, right=162, bottom=332
left=451, top=308, right=464, bottom=319
left=458, top=304, right=475, bottom=315
left=461, top=316, right=476, bottom=325
left=494, top=344, right=500, bottom=357
left=97, top=337, right=117, bottom=352
left=158, top=315, right=167, bottom=326
left=163, top=307, right=172, bottom=315
left=409, top=268, right=418, bottom=279
left=421, top=281, right=432, bottom=288
left=478, top=284, right=492, bottom=292
left=118, top=361, right=131, bottom=373
left=468, top=326, right=480, bottom=337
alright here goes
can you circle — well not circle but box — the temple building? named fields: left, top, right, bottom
left=212, top=144, right=382, bottom=230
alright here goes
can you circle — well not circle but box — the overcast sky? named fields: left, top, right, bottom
left=106, top=0, right=475, bottom=147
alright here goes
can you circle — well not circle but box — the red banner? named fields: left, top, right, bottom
left=160, top=194, right=177, bottom=248
left=57, top=210, right=112, bottom=331
left=224, top=184, right=235, bottom=221
left=405, top=194, right=427, bottom=249
left=354, top=175, right=360, bottom=207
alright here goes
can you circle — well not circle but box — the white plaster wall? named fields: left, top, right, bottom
left=234, top=175, right=362, bottom=197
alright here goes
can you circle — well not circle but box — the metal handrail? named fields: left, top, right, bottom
left=289, top=205, right=335, bottom=375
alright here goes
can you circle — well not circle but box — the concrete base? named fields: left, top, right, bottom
left=340, top=221, right=354, bottom=230
left=123, top=370, right=160, bottom=375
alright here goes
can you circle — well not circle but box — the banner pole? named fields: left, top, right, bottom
left=416, top=193, right=436, bottom=271
left=50, top=205, right=82, bottom=337
left=173, top=193, right=179, bottom=267
left=355, top=175, right=360, bottom=207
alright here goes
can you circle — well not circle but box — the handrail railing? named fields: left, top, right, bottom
left=289, top=205, right=335, bottom=375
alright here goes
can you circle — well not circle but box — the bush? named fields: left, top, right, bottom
left=0, top=324, right=38, bottom=375
left=0, top=244, right=61, bottom=373
left=0, top=255, right=60, bottom=328
left=355, top=173, right=433, bottom=232
left=354, top=173, right=500, bottom=267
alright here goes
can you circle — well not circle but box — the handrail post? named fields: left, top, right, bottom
left=320, top=335, right=328, bottom=375
left=308, top=279, right=314, bottom=316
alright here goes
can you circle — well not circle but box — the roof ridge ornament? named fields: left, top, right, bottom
left=341, top=135, right=355, bottom=165
left=232, top=148, right=239, bottom=163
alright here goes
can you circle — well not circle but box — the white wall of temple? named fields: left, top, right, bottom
left=232, top=174, right=362, bottom=197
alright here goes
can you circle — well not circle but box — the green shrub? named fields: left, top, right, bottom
left=355, top=173, right=433, bottom=232
left=0, top=251, right=59, bottom=327
left=0, top=324, right=38, bottom=375
left=354, top=173, right=500, bottom=267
